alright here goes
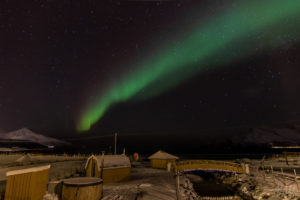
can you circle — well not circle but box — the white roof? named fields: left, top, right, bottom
left=86, top=154, right=131, bottom=169
left=148, top=150, right=179, bottom=160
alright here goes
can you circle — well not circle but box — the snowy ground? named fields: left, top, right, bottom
left=102, top=162, right=177, bottom=200
left=216, top=157, right=300, bottom=200
left=0, top=155, right=178, bottom=200
left=1, top=154, right=300, bottom=199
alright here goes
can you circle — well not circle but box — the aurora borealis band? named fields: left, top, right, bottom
left=78, top=0, right=300, bottom=131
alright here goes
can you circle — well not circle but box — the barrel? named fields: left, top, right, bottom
left=62, top=177, right=103, bottom=200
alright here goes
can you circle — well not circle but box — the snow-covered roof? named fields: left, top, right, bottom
left=86, top=154, right=131, bottom=169
left=6, top=165, right=50, bottom=176
left=148, top=150, right=179, bottom=160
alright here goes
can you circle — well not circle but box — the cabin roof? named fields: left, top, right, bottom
left=86, top=154, right=131, bottom=169
left=148, top=150, right=179, bottom=160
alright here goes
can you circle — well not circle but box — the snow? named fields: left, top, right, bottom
left=0, top=128, right=67, bottom=146
left=217, top=157, right=300, bottom=200
left=233, top=127, right=300, bottom=146
left=2, top=153, right=300, bottom=199
left=102, top=166, right=177, bottom=200
left=148, top=150, right=179, bottom=160
left=90, top=155, right=131, bottom=168
left=179, top=175, right=200, bottom=200
left=43, top=193, right=59, bottom=200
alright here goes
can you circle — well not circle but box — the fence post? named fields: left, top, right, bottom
left=281, top=168, right=286, bottom=187
left=174, top=164, right=181, bottom=200
left=100, top=152, right=104, bottom=179
left=271, top=165, right=273, bottom=174
left=294, top=169, right=299, bottom=191
left=262, top=165, right=266, bottom=180
left=285, top=152, right=289, bottom=165
left=176, top=172, right=181, bottom=200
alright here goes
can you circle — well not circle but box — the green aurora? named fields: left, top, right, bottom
left=78, top=0, right=300, bottom=131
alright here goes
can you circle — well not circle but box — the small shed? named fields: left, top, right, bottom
left=85, top=154, right=131, bottom=183
left=148, top=150, right=179, bottom=169
left=5, top=165, right=50, bottom=200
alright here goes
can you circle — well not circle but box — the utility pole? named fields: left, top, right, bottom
left=114, top=133, right=117, bottom=155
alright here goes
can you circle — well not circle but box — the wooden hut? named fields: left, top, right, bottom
left=148, top=150, right=179, bottom=169
left=5, top=165, right=50, bottom=200
left=85, top=154, right=131, bottom=183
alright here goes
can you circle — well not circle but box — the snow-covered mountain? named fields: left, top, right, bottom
left=0, top=128, right=68, bottom=146
left=233, top=127, right=300, bottom=146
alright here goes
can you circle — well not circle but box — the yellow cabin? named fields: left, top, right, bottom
left=5, top=165, right=50, bottom=200
left=85, top=154, right=131, bottom=183
left=148, top=150, right=179, bottom=169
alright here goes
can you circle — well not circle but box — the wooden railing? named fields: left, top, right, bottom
left=175, top=160, right=245, bottom=174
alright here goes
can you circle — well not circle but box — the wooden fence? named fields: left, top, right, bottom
left=257, top=165, right=300, bottom=197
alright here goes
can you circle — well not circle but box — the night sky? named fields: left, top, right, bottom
left=1, top=0, right=300, bottom=137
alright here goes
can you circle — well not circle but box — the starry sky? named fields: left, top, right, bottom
left=1, top=0, right=300, bottom=136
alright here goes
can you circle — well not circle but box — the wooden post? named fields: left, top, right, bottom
left=176, top=173, right=181, bottom=200
left=294, top=169, right=299, bottom=191
left=114, top=133, right=117, bottom=155
left=271, top=165, right=273, bottom=174
left=281, top=168, right=286, bottom=187
left=262, top=165, right=266, bottom=180
left=261, top=155, right=266, bottom=167
left=174, top=164, right=181, bottom=200
left=100, top=152, right=104, bottom=179
left=100, top=152, right=104, bottom=199
left=261, top=155, right=266, bottom=180
left=285, top=152, right=289, bottom=165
